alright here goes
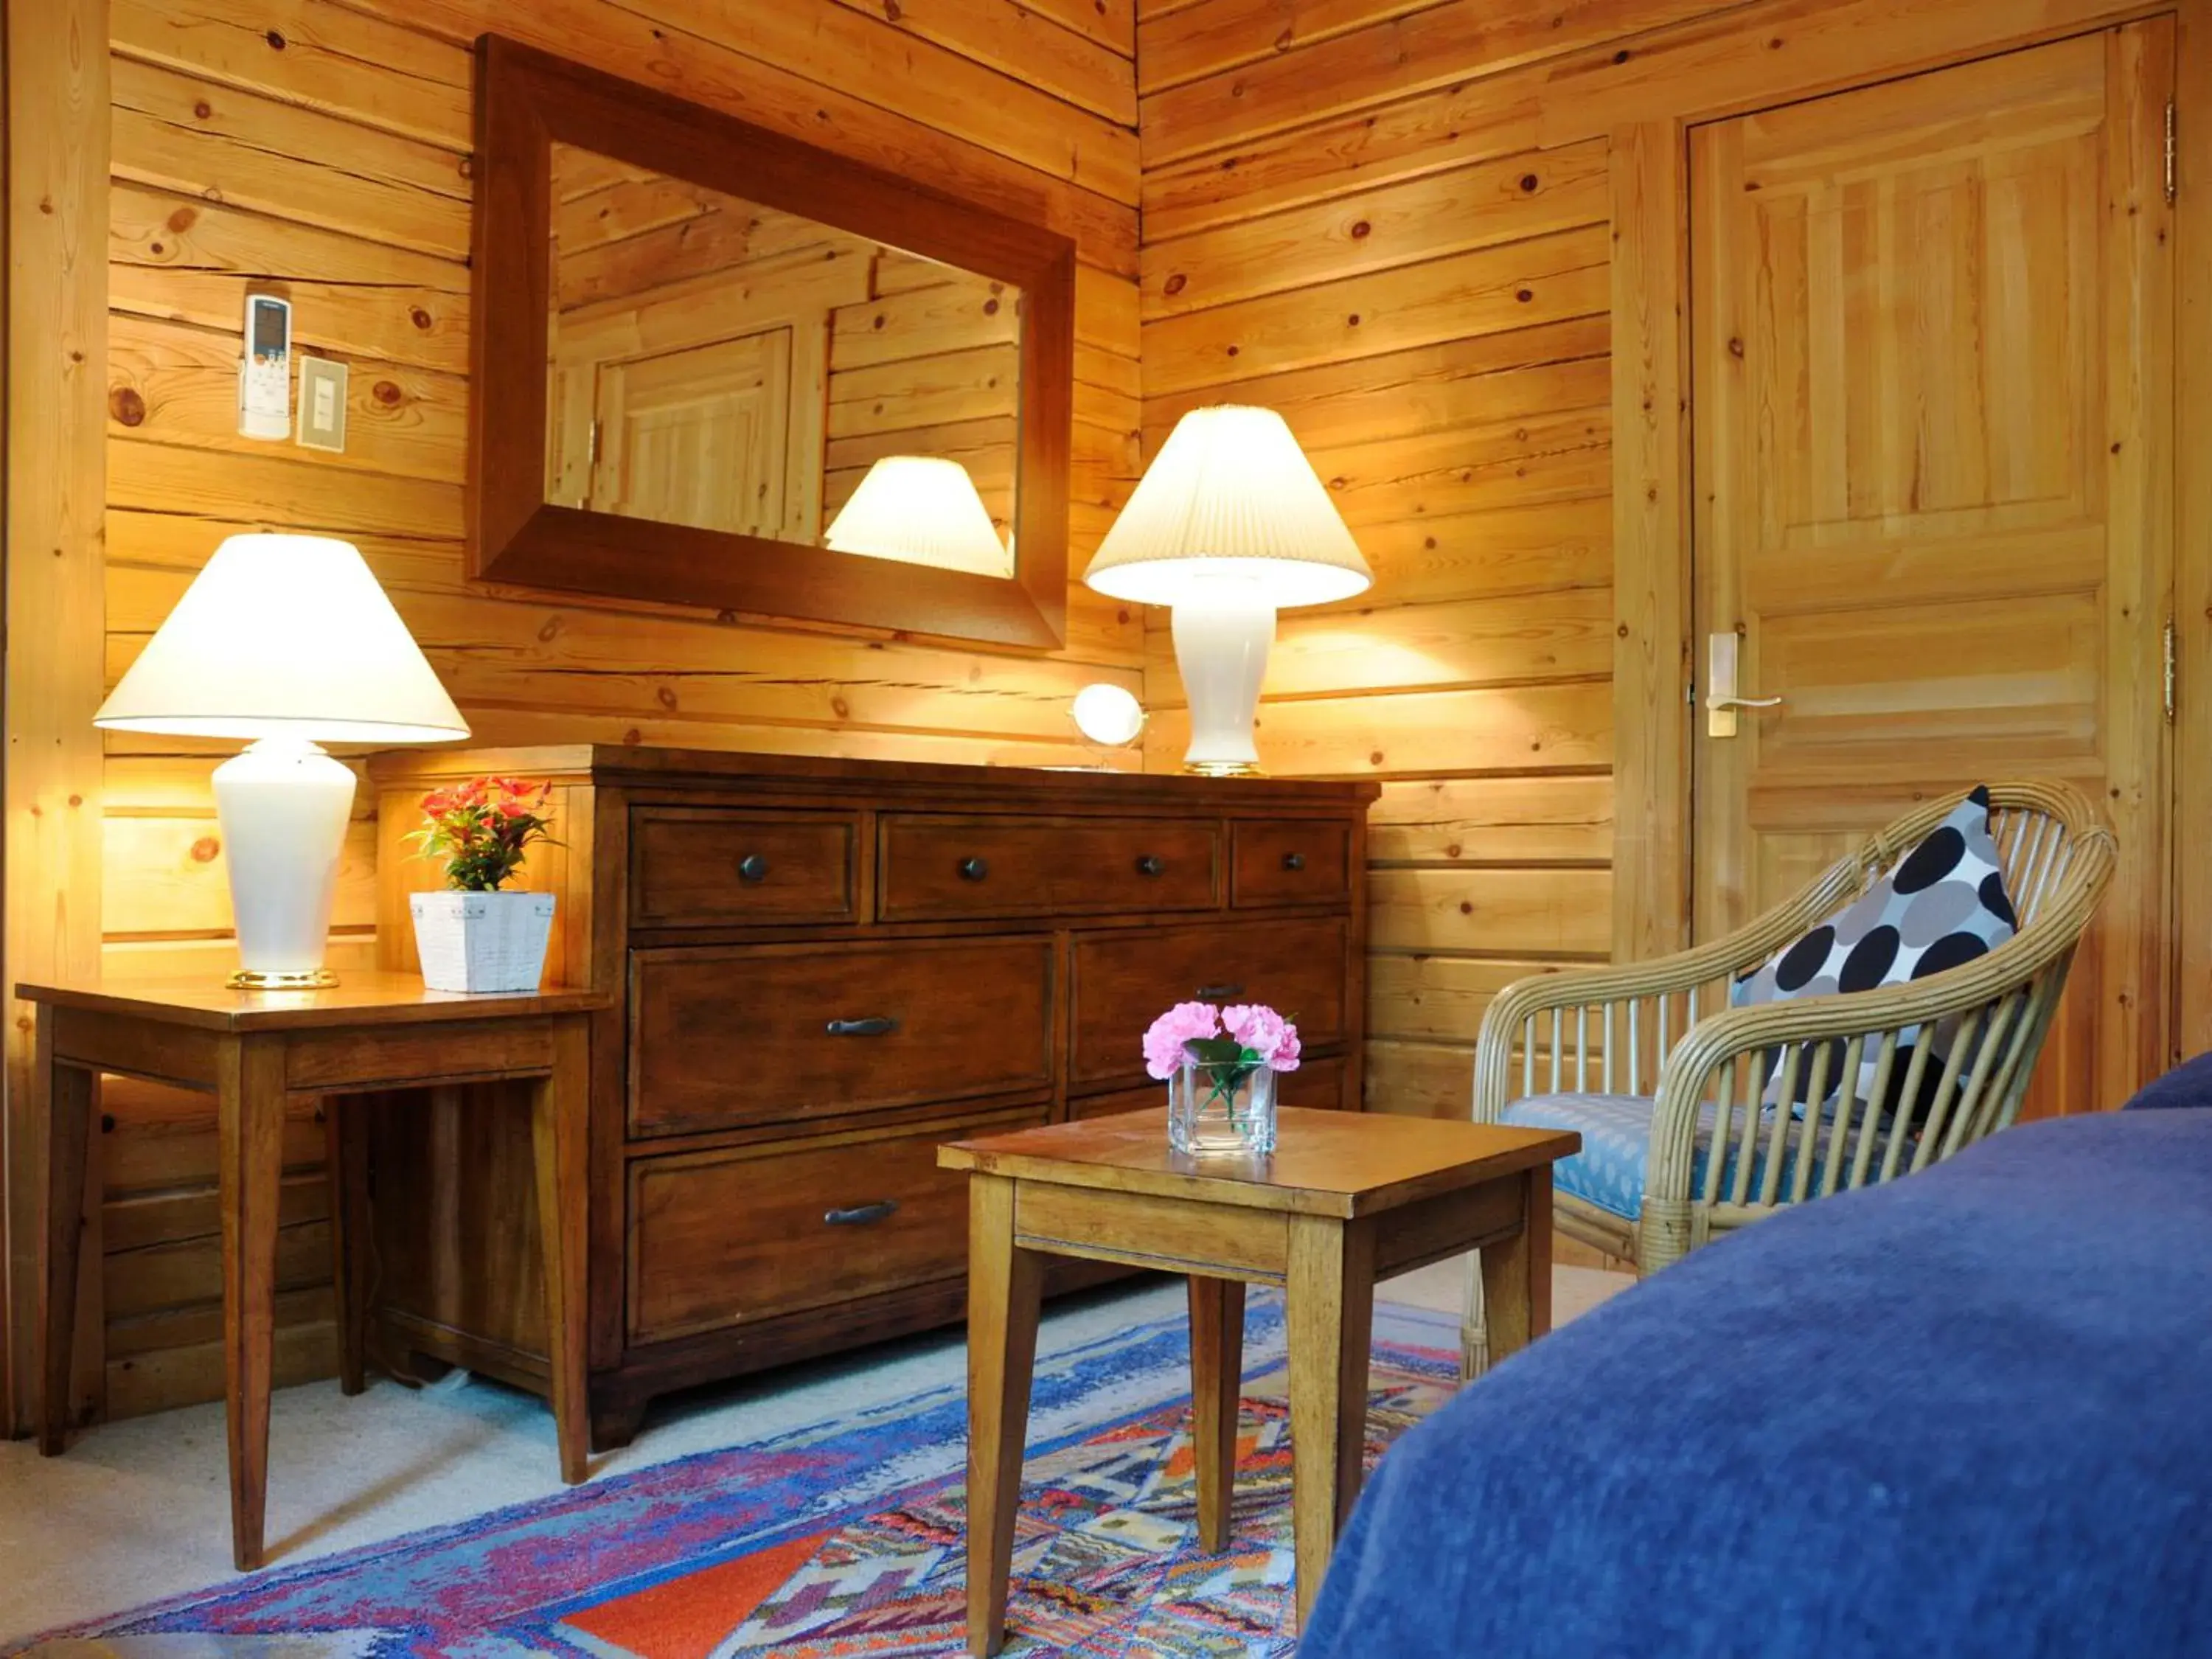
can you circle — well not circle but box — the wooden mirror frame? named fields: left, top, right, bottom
left=469, top=35, right=1076, bottom=649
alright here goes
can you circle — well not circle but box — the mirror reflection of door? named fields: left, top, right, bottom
left=592, top=329, right=796, bottom=536
left=543, top=142, right=1021, bottom=574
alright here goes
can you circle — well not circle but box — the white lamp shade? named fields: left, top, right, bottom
left=1082, top=405, right=1371, bottom=608
left=823, top=456, right=1012, bottom=578
left=95, top=534, right=469, bottom=743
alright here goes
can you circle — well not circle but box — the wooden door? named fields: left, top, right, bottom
left=1690, top=23, right=2173, bottom=1116
left=592, top=328, right=794, bottom=535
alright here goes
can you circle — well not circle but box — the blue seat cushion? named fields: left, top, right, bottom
left=1500, top=1093, right=1896, bottom=1221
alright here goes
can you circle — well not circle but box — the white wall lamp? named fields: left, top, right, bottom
left=95, top=534, right=470, bottom=988
left=1082, top=406, right=1370, bottom=775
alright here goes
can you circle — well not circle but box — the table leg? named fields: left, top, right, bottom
left=1478, top=1167, right=1554, bottom=1366
left=218, top=1037, right=287, bottom=1571
left=1285, top=1213, right=1376, bottom=1631
left=532, top=1022, right=591, bottom=1486
left=36, top=1019, right=96, bottom=1456
left=966, top=1172, right=1043, bottom=1659
left=1188, top=1274, right=1245, bottom=1554
left=323, top=1099, right=371, bottom=1397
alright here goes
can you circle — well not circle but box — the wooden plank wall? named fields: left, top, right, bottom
left=1131, top=0, right=2171, bottom=1121
left=1135, top=0, right=1629, bottom=1119
left=82, top=0, right=1144, bottom=1421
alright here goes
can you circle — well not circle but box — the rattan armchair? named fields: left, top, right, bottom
left=1462, top=779, right=2116, bottom=1377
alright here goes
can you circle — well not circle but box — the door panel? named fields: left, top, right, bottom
left=1691, top=24, right=2173, bottom=1116
left=593, top=328, right=793, bottom=535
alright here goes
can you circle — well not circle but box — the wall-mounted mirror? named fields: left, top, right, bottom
left=472, top=38, right=1074, bottom=647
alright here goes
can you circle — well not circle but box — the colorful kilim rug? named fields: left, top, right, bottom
left=16, top=1295, right=1462, bottom=1658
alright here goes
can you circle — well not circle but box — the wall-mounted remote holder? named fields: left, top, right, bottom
left=237, top=293, right=291, bottom=440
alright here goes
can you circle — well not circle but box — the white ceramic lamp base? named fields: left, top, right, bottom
left=1170, top=580, right=1276, bottom=776
left=212, top=737, right=357, bottom=988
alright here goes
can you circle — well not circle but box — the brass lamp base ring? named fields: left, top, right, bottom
left=227, top=968, right=340, bottom=991
left=1183, top=759, right=1262, bottom=778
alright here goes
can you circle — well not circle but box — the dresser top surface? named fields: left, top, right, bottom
left=366, top=744, right=1379, bottom=807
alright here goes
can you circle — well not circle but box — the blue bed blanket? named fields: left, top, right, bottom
left=1304, top=1083, right=2212, bottom=1658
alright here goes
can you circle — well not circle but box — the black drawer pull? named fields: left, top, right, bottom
left=1197, top=982, right=1245, bottom=1001
left=1282, top=851, right=1306, bottom=872
left=959, top=855, right=990, bottom=882
left=737, top=853, right=769, bottom=883
left=825, top=1016, right=898, bottom=1037
left=1135, top=854, right=1165, bottom=877
left=825, top=1200, right=900, bottom=1227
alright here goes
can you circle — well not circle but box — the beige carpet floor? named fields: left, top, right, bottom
left=0, top=1256, right=1630, bottom=1644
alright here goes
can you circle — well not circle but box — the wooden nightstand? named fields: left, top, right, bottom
left=940, top=1107, right=1580, bottom=1649
left=23, top=973, right=606, bottom=1571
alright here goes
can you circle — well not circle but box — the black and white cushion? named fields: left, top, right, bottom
left=1731, top=786, right=2019, bottom=1115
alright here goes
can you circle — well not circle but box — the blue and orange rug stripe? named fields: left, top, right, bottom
left=16, top=1297, right=1464, bottom=1659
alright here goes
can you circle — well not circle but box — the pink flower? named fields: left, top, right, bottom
left=1223, top=1004, right=1301, bottom=1072
left=1143, top=1001, right=1221, bottom=1079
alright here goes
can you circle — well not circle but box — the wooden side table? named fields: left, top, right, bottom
left=939, top=1107, right=1580, bottom=1653
left=24, top=973, right=606, bottom=1571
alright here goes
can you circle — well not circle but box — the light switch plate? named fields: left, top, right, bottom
left=296, top=355, right=347, bottom=452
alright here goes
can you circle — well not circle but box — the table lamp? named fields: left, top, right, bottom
left=95, top=533, right=470, bottom=988
left=824, top=455, right=1012, bottom=578
left=1082, top=406, right=1370, bottom=775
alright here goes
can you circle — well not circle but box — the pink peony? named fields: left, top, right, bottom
left=1270, top=1023, right=1301, bottom=1073
left=1220, top=1004, right=1303, bottom=1073
left=1143, top=1001, right=1221, bottom=1079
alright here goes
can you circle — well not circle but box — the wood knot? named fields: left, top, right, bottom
left=372, top=380, right=402, bottom=406
left=1349, top=220, right=1371, bottom=239
left=1368, top=751, right=1384, bottom=767
left=883, top=0, right=901, bottom=18
left=265, top=28, right=285, bottom=48
left=411, top=306, right=433, bottom=329
left=872, top=313, right=887, bottom=330
left=1728, top=336, right=1745, bottom=358
left=983, top=296, right=1000, bottom=314
left=1162, top=272, right=1187, bottom=296
left=1225, top=344, right=1239, bottom=357
left=1613, top=47, right=1630, bottom=63
left=655, top=686, right=678, bottom=709
left=1459, top=901, right=1474, bottom=915
left=189, top=835, right=221, bottom=863
left=109, top=386, right=147, bottom=427
left=1515, top=288, right=1533, bottom=302
left=167, top=206, right=198, bottom=232
left=1520, top=173, right=1540, bottom=192
left=1346, top=312, right=1360, bottom=326
left=832, top=695, right=851, bottom=718
left=193, top=100, right=212, bottom=119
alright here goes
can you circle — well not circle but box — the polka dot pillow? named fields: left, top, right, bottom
left=1731, top=786, right=2019, bottom=1114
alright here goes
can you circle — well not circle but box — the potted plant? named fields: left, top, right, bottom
left=406, top=776, right=558, bottom=992
left=1144, top=1000, right=1301, bottom=1155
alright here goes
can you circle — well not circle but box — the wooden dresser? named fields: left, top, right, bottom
left=367, top=746, right=1375, bottom=1444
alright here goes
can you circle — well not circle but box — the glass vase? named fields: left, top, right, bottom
left=1169, top=1060, right=1278, bottom=1156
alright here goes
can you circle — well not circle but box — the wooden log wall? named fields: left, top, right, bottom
left=1132, top=0, right=2173, bottom=1119
left=80, top=0, right=1144, bottom=1422
left=1135, top=0, right=1625, bottom=1119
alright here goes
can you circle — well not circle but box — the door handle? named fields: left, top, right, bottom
left=1706, top=633, right=1781, bottom=737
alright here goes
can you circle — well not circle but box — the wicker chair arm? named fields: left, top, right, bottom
left=1641, top=830, right=2113, bottom=1203
left=1470, top=850, right=1874, bottom=1121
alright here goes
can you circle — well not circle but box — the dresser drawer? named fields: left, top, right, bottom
left=627, top=1104, right=1048, bottom=1344
left=630, top=807, right=860, bottom=928
left=877, top=815, right=1220, bottom=922
left=1232, top=819, right=1352, bottom=908
left=1068, top=917, right=1349, bottom=1088
left=629, top=937, right=1054, bottom=1136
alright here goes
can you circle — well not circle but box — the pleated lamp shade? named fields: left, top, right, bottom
left=824, top=456, right=1012, bottom=578
left=95, top=534, right=469, bottom=744
left=1082, top=405, right=1371, bottom=608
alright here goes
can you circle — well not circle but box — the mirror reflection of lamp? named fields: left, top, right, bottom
left=94, top=535, right=470, bottom=988
left=822, top=455, right=1012, bottom=579
left=1082, top=406, right=1371, bottom=776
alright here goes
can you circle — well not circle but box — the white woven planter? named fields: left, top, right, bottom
left=409, top=890, right=555, bottom=993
